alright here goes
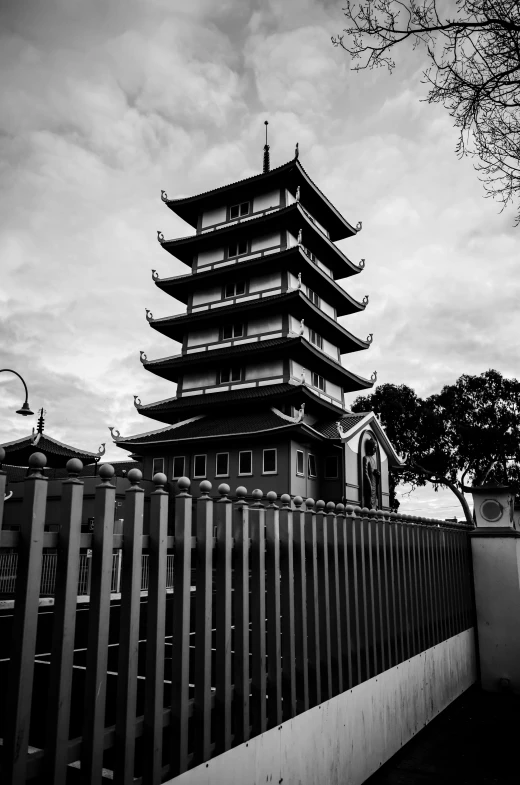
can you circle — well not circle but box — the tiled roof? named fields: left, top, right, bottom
left=0, top=433, right=99, bottom=461
left=117, top=411, right=297, bottom=446
left=139, top=383, right=298, bottom=412
left=146, top=336, right=291, bottom=367
left=314, top=413, right=368, bottom=439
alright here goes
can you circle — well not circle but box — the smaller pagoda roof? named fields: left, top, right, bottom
left=162, top=158, right=359, bottom=242
left=154, top=246, right=367, bottom=317
left=159, top=203, right=361, bottom=279
left=0, top=433, right=102, bottom=469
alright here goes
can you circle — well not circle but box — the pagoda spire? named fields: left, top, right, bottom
left=263, top=120, right=270, bottom=173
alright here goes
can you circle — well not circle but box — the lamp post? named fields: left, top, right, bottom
left=0, top=369, right=34, bottom=416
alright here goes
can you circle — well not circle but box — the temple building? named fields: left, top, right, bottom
left=113, top=138, right=403, bottom=508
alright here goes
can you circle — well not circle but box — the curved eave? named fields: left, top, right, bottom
left=160, top=203, right=360, bottom=279
left=155, top=247, right=365, bottom=316
left=149, top=290, right=371, bottom=354
left=163, top=158, right=358, bottom=241
left=143, top=335, right=370, bottom=388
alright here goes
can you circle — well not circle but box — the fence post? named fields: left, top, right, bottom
left=316, top=499, right=332, bottom=700
left=45, top=459, right=85, bottom=785
left=279, top=493, right=296, bottom=720
left=265, top=491, right=282, bottom=728
left=170, top=477, right=192, bottom=776
left=232, top=487, right=250, bottom=744
left=214, top=483, right=233, bottom=754
left=81, top=463, right=116, bottom=784
left=115, top=468, right=145, bottom=785
left=143, top=471, right=169, bottom=785
left=3, top=452, right=48, bottom=785
left=249, top=489, right=267, bottom=735
left=470, top=485, right=520, bottom=693
left=326, top=501, right=342, bottom=696
left=292, top=496, right=309, bottom=713
left=0, top=446, right=6, bottom=526
left=304, top=498, right=321, bottom=706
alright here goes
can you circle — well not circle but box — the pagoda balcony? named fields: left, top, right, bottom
left=141, top=334, right=370, bottom=390
left=159, top=203, right=361, bottom=279
left=148, top=290, right=371, bottom=354
left=154, top=246, right=367, bottom=316
left=163, top=157, right=358, bottom=241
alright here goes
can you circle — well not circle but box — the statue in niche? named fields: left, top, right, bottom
left=362, top=437, right=380, bottom=509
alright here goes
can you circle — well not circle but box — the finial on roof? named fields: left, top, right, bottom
left=263, top=120, right=270, bottom=174
left=140, top=351, right=147, bottom=363
left=366, top=333, right=373, bottom=344
left=37, top=407, right=46, bottom=435
left=371, top=371, right=378, bottom=383
left=297, top=272, right=302, bottom=289
left=157, top=231, right=164, bottom=243
left=356, top=221, right=362, bottom=232
left=299, top=318, right=305, bottom=335
left=161, top=190, right=168, bottom=202
left=145, top=308, right=154, bottom=322
left=296, top=403, right=305, bottom=422
left=358, top=258, right=366, bottom=270
left=108, top=426, right=121, bottom=440
left=296, top=186, right=301, bottom=202
left=297, top=228, right=302, bottom=245
left=151, top=269, right=159, bottom=281
left=97, top=443, right=106, bottom=456
left=295, top=142, right=299, bottom=159
left=300, top=368, right=306, bottom=384
left=336, top=421, right=346, bottom=439
left=133, top=395, right=142, bottom=408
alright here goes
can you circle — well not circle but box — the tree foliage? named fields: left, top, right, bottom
left=351, top=370, right=520, bottom=512
left=332, top=1, right=520, bottom=222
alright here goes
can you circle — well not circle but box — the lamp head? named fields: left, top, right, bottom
left=16, top=401, right=34, bottom=416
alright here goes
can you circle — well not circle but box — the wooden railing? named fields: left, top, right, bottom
left=0, top=452, right=474, bottom=785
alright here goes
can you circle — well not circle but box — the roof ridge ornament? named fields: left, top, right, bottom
left=300, top=368, right=306, bottom=384
left=108, top=426, right=121, bottom=440
left=362, top=294, right=369, bottom=306
left=336, top=420, right=347, bottom=438
left=97, top=443, right=106, bottom=456
left=157, top=230, right=164, bottom=243
left=133, top=395, right=142, bottom=408
left=299, top=318, right=305, bottom=335
left=145, top=309, right=154, bottom=322
left=297, top=228, right=302, bottom=245
left=295, top=142, right=299, bottom=159
left=263, top=120, right=270, bottom=174
left=140, top=351, right=147, bottom=363
left=366, top=333, right=373, bottom=344
left=151, top=269, right=159, bottom=281
left=296, top=186, right=301, bottom=202
left=356, top=221, right=362, bottom=232
left=358, top=258, right=366, bottom=269
left=371, top=371, right=378, bottom=383
left=297, top=272, right=302, bottom=289
left=161, top=190, right=168, bottom=202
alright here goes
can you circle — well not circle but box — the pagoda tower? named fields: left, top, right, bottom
left=115, top=138, right=384, bottom=503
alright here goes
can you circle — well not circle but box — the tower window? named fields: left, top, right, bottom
left=308, top=454, right=317, bottom=478
left=152, top=458, right=165, bottom=476
left=312, top=372, right=325, bottom=391
left=296, top=450, right=304, bottom=476
left=309, top=329, right=323, bottom=349
left=307, top=287, right=320, bottom=307
left=239, top=450, right=253, bottom=476
left=217, top=366, right=243, bottom=384
left=215, top=453, right=229, bottom=477
left=228, top=239, right=248, bottom=258
left=263, top=449, right=277, bottom=474
left=172, top=456, right=185, bottom=478
left=222, top=322, right=244, bottom=340
left=324, top=456, right=339, bottom=479
left=230, top=202, right=250, bottom=219
left=193, top=454, right=207, bottom=478
left=224, top=281, right=246, bottom=298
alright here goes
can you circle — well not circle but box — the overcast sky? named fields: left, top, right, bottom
left=1, top=0, right=518, bottom=516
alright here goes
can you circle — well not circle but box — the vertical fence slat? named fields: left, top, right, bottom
left=0, top=458, right=6, bottom=526
left=265, top=494, right=282, bottom=728
left=193, top=482, right=214, bottom=766
left=279, top=495, right=296, bottom=720
left=387, top=516, right=399, bottom=666
left=359, top=511, right=371, bottom=681
left=292, top=497, right=309, bottom=713
left=249, top=493, right=267, bottom=735
left=367, top=514, right=378, bottom=676
left=374, top=512, right=386, bottom=673
left=347, top=508, right=362, bottom=686
left=115, top=471, right=145, bottom=785
left=399, top=522, right=411, bottom=661
left=380, top=514, right=392, bottom=669
left=232, top=490, right=250, bottom=744
left=305, top=499, right=321, bottom=705
left=214, top=485, right=233, bottom=753
left=316, top=501, right=332, bottom=700
left=338, top=506, right=353, bottom=689
left=410, top=523, right=422, bottom=656
left=45, top=461, right=84, bottom=785
left=326, top=502, right=342, bottom=696
left=143, top=473, right=168, bottom=785
left=81, top=464, right=117, bottom=785
left=4, top=454, right=48, bottom=785
left=170, top=479, right=193, bottom=776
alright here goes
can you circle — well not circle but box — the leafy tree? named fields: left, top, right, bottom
left=351, top=370, right=520, bottom=521
left=332, top=1, right=520, bottom=222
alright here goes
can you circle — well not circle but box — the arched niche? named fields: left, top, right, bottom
left=358, top=428, right=382, bottom=510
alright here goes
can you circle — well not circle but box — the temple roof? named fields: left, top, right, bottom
left=142, top=335, right=372, bottom=387
left=154, top=246, right=367, bottom=316
left=163, top=158, right=359, bottom=242
left=0, top=433, right=101, bottom=469
left=159, top=203, right=361, bottom=279
left=149, top=291, right=371, bottom=353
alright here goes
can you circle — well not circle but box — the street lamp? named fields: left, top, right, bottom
left=0, top=369, right=34, bottom=416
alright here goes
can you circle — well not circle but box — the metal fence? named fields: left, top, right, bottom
left=0, top=457, right=475, bottom=785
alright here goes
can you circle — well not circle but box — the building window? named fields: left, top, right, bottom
left=152, top=458, right=165, bottom=476
left=172, top=456, right=185, bottom=478
left=193, top=454, right=207, bottom=478
left=324, top=455, right=339, bottom=479
left=308, top=454, right=317, bottom=478
left=228, top=239, right=248, bottom=258
left=230, top=202, right=250, bottom=219
left=263, top=448, right=277, bottom=474
left=222, top=322, right=244, bottom=340
left=217, top=366, right=242, bottom=384
left=307, top=287, right=320, bottom=306
left=215, top=453, right=229, bottom=477
left=312, top=372, right=325, bottom=391
left=224, top=281, right=246, bottom=298
left=296, top=450, right=304, bottom=476
left=239, top=450, right=253, bottom=476
left=309, top=329, right=323, bottom=349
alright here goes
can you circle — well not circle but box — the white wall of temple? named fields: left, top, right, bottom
left=186, top=326, right=219, bottom=347
left=182, top=369, right=216, bottom=390
left=185, top=315, right=284, bottom=350
left=181, top=359, right=284, bottom=392
left=196, top=247, right=225, bottom=268
left=244, top=359, right=284, bottom=380
left=253, top=190, right=281, bottom=212
left=249, top=271, right=282, bottom=293
left=290, top=359, right=343, bottom=402
left=201, top=205, right=226, bottom=228
left=247, top=314, right=283, bottom=335
left=191, top=272, right=282, bottom=307
left=192, top=285, right=222, bottom=306
left=288, top=315, right=339, bottom=360
left=251, top=231, right=281, bottom=252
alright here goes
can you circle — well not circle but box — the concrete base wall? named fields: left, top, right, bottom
left=167, top=629, right=476, bottom=785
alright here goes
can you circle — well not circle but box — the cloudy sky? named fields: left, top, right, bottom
left=1, top=0, right=518, bottom=516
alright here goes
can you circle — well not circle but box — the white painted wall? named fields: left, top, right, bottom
left=288, top=271, right=299, bottom=289
left=192, top=286, right=222, bottom=306
left=249, top=271, right=281, bottom=293
left=323, top=337, right=339, bottom=359
left=286, top=188, right=296, bottom=205
left=201, top=206, right=226, bottom=228
left=186, top=327, right=219, bottom=347
left=317, top=259, right=333, bottom=277
left=321, top=298, right=336, bottom=318
left=245, top=359, right=283, bottom=380
left=166, top=629, right=476, bottom=785
left=287, top=230, right=298, bottom=248
left=253, top=190, right=280, bottom=212
left=326, top=379, right=342, bottom=401
left=182, top=370, right=216, bottom=389
left=196, top=247, right=224, bottom=267
left=251, top=232, right=280, bottom=252
left=248, top=314, right=283, bottom=335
